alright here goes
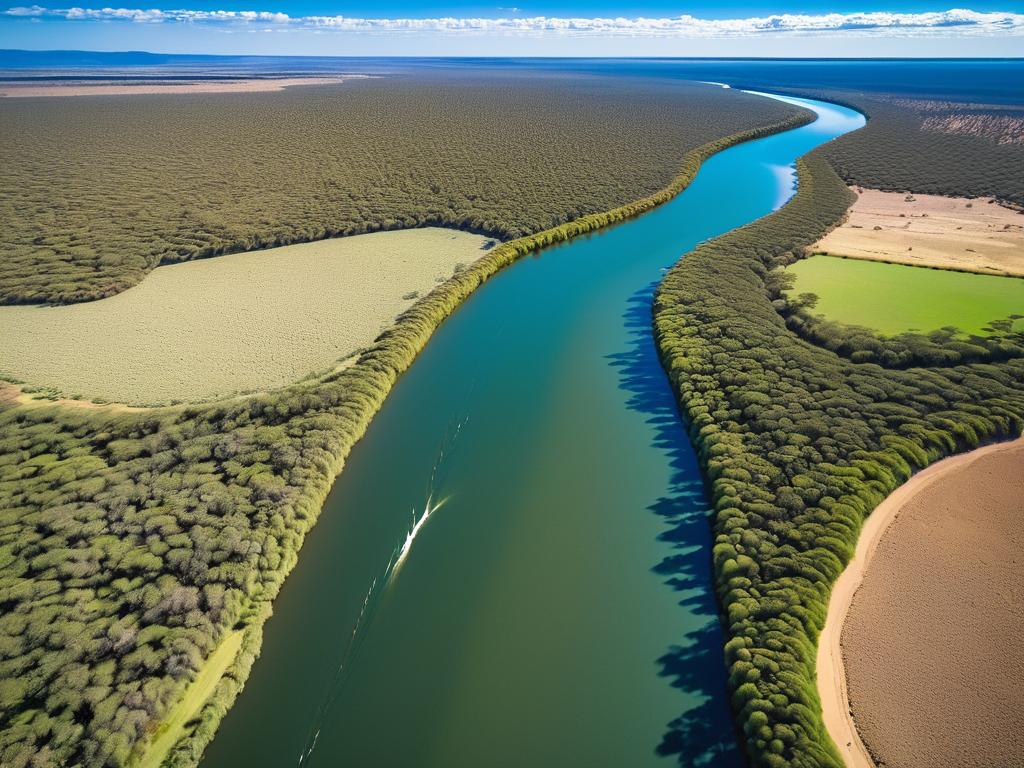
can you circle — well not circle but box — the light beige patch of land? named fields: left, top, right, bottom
left=812, top=188, right=1024, bottom=276
left=818, top=437, right=1024, bottom=768
left=137, top=630, right=244, bottom=768
left=0, top=228, right=490, bottom=405
left=921, top=113, right=1024, bottom=145
left=0, top=76, right=364, bottom=97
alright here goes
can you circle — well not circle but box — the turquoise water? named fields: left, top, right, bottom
left=201, top=92, right=864, bottom=768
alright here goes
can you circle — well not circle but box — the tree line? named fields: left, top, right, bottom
left=653, top=151, right=1024, bottom=767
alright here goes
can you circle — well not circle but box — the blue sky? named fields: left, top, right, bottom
left=2, top=2, right=1023, bottom=56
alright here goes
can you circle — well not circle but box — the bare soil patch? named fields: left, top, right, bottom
left=0, top=76, right=362, bottom=97
left=0, top=228, right=489, bottom=405
left=812, top=188, right=1024, bottom=276
left=838, top=439, right=1024, bottom=768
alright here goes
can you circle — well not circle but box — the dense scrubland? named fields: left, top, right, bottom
left=0, top=88, right=811, bottom=767
left=0, top=75, right=796, bottom=305
left=653, top=152, right=1024, bottom=767
left=813, top=92, right=1024, bottom=205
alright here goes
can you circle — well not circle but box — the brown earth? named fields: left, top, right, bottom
left=812, top=188, right=1024, bottom=276
left=0, top=76, right=363, bottom=97
left=837, top=439, right=1024, bottom=768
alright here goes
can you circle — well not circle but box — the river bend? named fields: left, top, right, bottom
left=201, top=91, right=864, bottom=767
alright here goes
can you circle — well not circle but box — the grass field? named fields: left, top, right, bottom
left=0, top=227, right=489, bottom=404
left=786, top=255, right=1024, bottom=336
left=139, top=631, right=244, bottom=768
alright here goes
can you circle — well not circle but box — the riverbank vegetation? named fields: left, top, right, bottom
left=653, top=151, right=1024, bottom=767
left=0, top=75, right=798, bottom=305
left=0, top=98, right=812, bottom=767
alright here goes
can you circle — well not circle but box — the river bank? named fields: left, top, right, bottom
left=196, top=94, right=863, bottom=768
left=817, top=436, right=1024, bottom=768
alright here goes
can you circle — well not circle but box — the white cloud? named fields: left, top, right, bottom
left=4, top=6, right=1023, bottom=36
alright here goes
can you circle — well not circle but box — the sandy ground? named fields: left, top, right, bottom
left=817, top=437, right=1024, bottom=768
left=0, top=228, right=490, bottom=405
left=0, top=76, right=363, bottom=97
left=812, top=188, right=1024, bottom=276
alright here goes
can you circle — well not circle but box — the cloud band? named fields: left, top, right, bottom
left=4, top=6, right=1023, bottom=37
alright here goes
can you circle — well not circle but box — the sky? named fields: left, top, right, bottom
left=2, top=2, right=1023, bottom=56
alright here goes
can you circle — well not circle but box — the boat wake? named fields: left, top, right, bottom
left=296, top=414, right=467, bottom=766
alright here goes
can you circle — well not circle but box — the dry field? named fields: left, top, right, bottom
left=0, top=227, right=489, bottom=404
left=812, top=188, right=1024, bottom=275
left=0, top=76, right=362, bottom=97
left=840, top=439, right=1024, bottom=768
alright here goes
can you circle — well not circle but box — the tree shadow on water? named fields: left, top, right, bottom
left=607, top=283, right=744, bottom=768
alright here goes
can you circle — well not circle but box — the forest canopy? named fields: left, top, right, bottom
left=0, top=74, right=797, bottom=305
left=0, top=79, right=809, bottom=767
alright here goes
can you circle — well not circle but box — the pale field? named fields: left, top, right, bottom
left=812, top=188, right=1024, bottom=276
left=0, top=76, right=363, bottom=97
left=0, top=228, right=491, bottom=404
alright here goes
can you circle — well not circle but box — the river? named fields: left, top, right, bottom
left=200, top=91, right=864, bottom=768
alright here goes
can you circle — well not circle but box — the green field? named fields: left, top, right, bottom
left=787, top=255, right=1024, bottom=336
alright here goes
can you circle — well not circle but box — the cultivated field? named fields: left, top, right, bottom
left=813, top=188, right=1024, bottom=276
left=785, top=255, right=1024, bottom=336
left=0, top=228, right=489, bottom=404
left=842, top=439, right=1024, bottom=768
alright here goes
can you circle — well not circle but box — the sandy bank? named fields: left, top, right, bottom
left=0, top=228, right=491, bottom=405
left=0, top=76, right=364, bottom=97
left=818, top=437, right=1024, bottom=768
left=813, top=188, right=1024, bottom=276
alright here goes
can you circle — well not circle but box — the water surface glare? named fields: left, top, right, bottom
left=201, top=93, right=864, bottom=768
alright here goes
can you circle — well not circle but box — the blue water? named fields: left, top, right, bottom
left=198, top=92, right=863, bottom=768
left=4, top=52, right=1022, bottom=103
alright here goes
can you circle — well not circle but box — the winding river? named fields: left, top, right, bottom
left=201, top=92, right=864, bottom=767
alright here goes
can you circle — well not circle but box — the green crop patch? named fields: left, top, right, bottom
left=785, top=256, right=1024, bottom=337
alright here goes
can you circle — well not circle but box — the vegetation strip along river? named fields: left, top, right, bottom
left=200, top=92, right=864, bottom=767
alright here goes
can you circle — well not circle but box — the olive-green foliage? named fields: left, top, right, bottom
left=815, top=92, right=1024, bottom=205
left=0, top=75, right=798, bottom=305
left=0, top=101, right=811, bottom=767
left=653, top=152, right=1024, bottom=767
